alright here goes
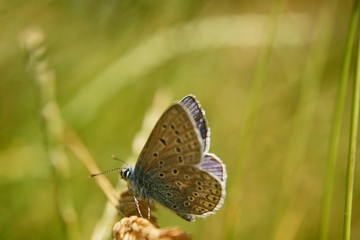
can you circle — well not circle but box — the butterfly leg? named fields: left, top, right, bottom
left=133, top=196, right=143, bottom=218
left=147, top=198, right=151, bottom=220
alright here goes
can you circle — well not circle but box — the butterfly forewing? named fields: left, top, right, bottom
left=135, top=103, right=204, bottom=173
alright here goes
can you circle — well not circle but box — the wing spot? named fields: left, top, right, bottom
left=176, top=138, right=182, bottom=144
left=174, top=130, right=180, bottom=135
left=214, top=183, right=220, bottom=189
left=172, top=169, right=179, bottom=175
left=194, top=206, right=206, bottom=214
left=167, top=192, right=173, bottom=197
left=197, top=186, right=203, bottom=191
left=210, top=189, right=220, bottom=195
left=196, top=181, right=202, bottom=186
left=176, top=147, right=182, bottom=153
left=164, top=185, right=170, bottom=189
left=201, top=201, right=214, bottom=209
left=159, top=138, right=167, bottom=146
left=153, top=152, right=158, bottom=157
left=184, top=174, right=190, bottom=179
left=184, top=201, right=191, bottom=207
left=193, top=192, right=199, bottom=197
left=172, top=204, right=178, bottom=209
left=176, top=181, right=182, bottom=186
left=162, top=123, right=167, bottom=129
left=170, top=124, right=175, bottom=130
left=159, top=172, right=165, bottom=178
left=177, top=156, right=183, bottom=163
left=207, top=194, right=219, bottom=202
left=188, top=196, right=194, bottom=201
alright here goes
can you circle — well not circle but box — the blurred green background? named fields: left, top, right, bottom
left=1, top=0, right=359, bottom=239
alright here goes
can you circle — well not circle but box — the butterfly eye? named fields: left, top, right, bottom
left=121, top=168, right=130, bottom=179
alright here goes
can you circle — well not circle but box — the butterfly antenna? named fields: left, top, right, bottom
left=111, top=154, right=129, bottom=166
left=88, top=167, right=124, bottom=178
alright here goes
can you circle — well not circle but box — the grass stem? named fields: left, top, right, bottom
left=343, top=1, right=360, bottom=239
left=320, top=0, right=359, bottom=239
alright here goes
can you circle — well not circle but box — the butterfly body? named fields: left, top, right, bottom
left=121, top=95, right=226, bottom=222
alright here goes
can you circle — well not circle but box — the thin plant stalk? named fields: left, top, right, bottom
left=343, top=3, right=360, bottom=239
left=320, top=0, right=359, bottom=239
left=19, top=28, right=79, bottom=240
left=20, top=27, right=121, bottom=239
left=64, top=130, right=119, bottom=207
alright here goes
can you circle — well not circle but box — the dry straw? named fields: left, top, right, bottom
left=113, top=216, right=191, bottom=240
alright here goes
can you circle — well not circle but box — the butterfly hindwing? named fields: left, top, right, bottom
left=199, top=153, right=226, bottom=183
left=146, top=164, right=223, bottom=221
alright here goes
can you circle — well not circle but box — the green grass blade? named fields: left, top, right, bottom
left=343, top=2, right=360, bottom=239
left=320, top=1, right=359, bottom=239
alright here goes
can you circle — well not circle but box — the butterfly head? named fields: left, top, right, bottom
left=120, top=167, right=134, bottom=180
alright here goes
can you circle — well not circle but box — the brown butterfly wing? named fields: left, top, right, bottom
left=132, top=95, right=226, bottom=221
left=117, top=189, right=157, bottom=225
left=134, top=103, right=203, bottom=173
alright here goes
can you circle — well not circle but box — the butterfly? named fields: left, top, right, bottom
left=120, top=94, right=227, bottom=222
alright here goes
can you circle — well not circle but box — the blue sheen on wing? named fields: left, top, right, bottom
left=180, top=95, right=208, bottom=152
left=199, top=154, right=225, bottom=182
